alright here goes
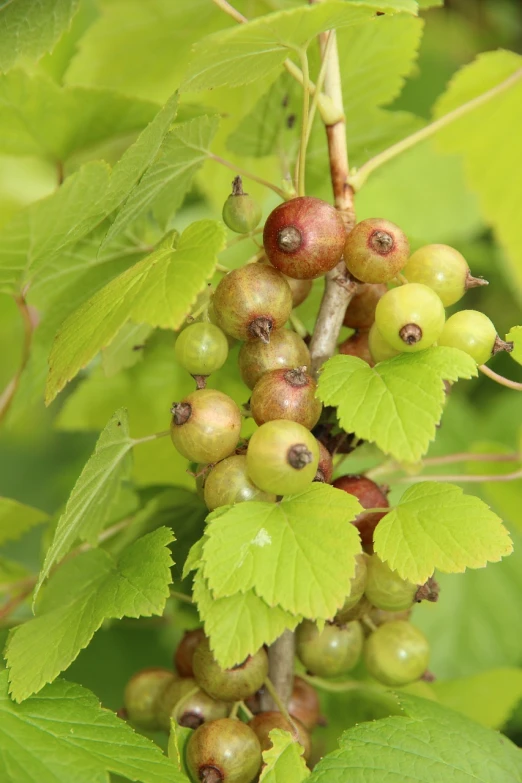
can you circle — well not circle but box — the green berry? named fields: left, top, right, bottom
left=157, top=677, right=229, bottom=732
left=344, top=219, right=410, bottom=284
left=336, top=553, right=368, bottom=621
left=402, top=244, right=488, bottom=307
left=123, top=668, right=175, bottom=731
left=375, top=283, right=445, bottom=352
left=170, top=389, right=242, bottom=463
left=222, top=176, right=262, bottom=234
left=296, top=620, right=363, bottom=677
left=438, top=309, right=512, bottom=364
left=193, top=638, right=269, bottom=702
left=175, top=322, right=229, bottom=377
left=246, top=420, right=319, bottom=496
left=364, top=555, right=417, bottom=612
left=364, top=620, right=429, bottom=686
left=250, top=366, right=322, bottom=429
left=368, top=322, right=400, bottom=363
left=185, top=718, right=262, bottom=783
left=203, top=454, right=276, bottom=511
left=239, top=328, right=310, bottom=390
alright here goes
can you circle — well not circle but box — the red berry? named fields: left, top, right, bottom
left=343, top=283, right=388, bottom=330
left=314, top=439, right=333, bottom=483
left=250, top=367, right=322, bottom=430
left=288, top=676, right=321, bottom=730
left=332, top=475, right=389, bottom=551
left=339, top=330, right=374, bottom=366
left=263, top=197, right=346, bottom=279
left=239, top=328, right=310, bottom=390
left=344, top=219, right=409, bottom=284
left=248, top=711, right=311, bottom=761
left=174, top=628, right=206, bottom=678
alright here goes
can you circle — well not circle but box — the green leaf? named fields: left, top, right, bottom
left=182, top=1, right=418, bottom=92
left=507, top=326, right=522, bottom=365
left=193, top=570, right=300, bottom=669
left=0, top=497, right=48, bottom=546
left=259, top=729, right=310, bottom=783
left=465, top=442, right=522, bottom=533
left=308, top=693, right=522, bottom=783
left=101, top=323, right=153, bottom=378
left=317, top=348, right=477, bottom=463
left=103, top=115, right=219, bottom=246
left=0, top=0, right=80, bottom=72
left=434, top=51, right=522, bottom=301
left=0, top=70, right=158, bottom=162
left=6, top=528, right=173, bottom=702
left=45, top=220, right=226, bottom=403
left=374, top=482, right=513, bottom=584
left=34, top=409, right=134, bottom=600
left=202, top=484, right=362, bottom=619
left=432, top=668, right=522, bottom=730
left=0, top=671, right=186, bottom=783
left=168, top=721, right=192, bottom=776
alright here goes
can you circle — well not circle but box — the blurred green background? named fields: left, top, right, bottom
left=1, top=0, right=522, bottom=763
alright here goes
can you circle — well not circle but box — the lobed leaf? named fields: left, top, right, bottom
left=374, top=482, right=513, bottom=584
left=259, top=729, right=310, bottom=783
left=0, top=498, right=48, bottom=546
left=507, top=326, right=522, bottom=365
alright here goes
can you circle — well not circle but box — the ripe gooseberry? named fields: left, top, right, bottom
left=343, top=283, right=388, bottom=330
left=263, top=196, right=346, bottom=279
left=185, top=718, right=262, bottom=783
left=222, top=176, right=262, bottom=234
left=248, top=711, right=311, bottom=761
left=203, top=454, right=276, bottom=511
left=170, top=389, right=242, bottom=464
left=314, top=440, right=333, bottom=484
left=123, top=668, right=175, bottom=731
left=344, top=219, right=410, bottom=284
left=238, top=328, right=310, bottom=390
left=174, top=322, right=229, bottom=377
left=363, top=620, right=429, bottom=687
left=246, top=420, right=319, bottom=496
left=296, top=620, right=363, bottom=677
left=438, top=309, right=513, bottom=364
left=250, top=366, right=322, bottom=429
left=402, top=244, right=488, bottom=306
left=288, top=676, right=321, bottom=730
left=193, top=638, right=269, bottom=702
left=332, top=475, right=389, bottom=551
left=374, top=283, right=445, bottom=352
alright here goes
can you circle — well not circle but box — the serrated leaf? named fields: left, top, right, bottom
left=6, top=528, right=173, bottom=702
left=374, top=482, right=512, bottom=584
left=34, top=409, right=134, bottom=600
left=168, top=721, right=192, bottom=775
left=0, top=497, right=48, bottom=546
left=202, top=484, right=362, bottom=619
left=45, top=220, right=226, bottom=403
left=0, top=671, right=186, bottom=783
left=259, top=729, right=310, bottom=783
left=308, top=693, right=522, bottom=783
left=434, top=51, right=522, bottom=301
left=507, top=326, right=522, bottom=365
left=0, top=0, right=80, bottom=72
left=102, top=322, right=153, bottom=377
left=432, top=668, right=522, bottom=730
left=317, top=349, right=477, bottom=463
left=182, top=1, right=417, bottom=92
left=193, top=570, right=300, bottom=669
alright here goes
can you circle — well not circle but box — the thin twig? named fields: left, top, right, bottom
left=479, top=363, right=522, bottom=391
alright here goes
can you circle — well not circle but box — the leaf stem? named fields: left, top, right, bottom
left=209, top=153, right=288, bottom=201
left=305, top=30, right=334, bottom=146
left=397, top=469, right=522, bottom=485
left=225, top=227, right=263, bottom=248
left=300, top=672, right=376, bottom=693
left=479, top=363, right=522, bottom=391
left=0, top=293, right=36, bottom=424
left=239, top=700, right=254, bottom=720
left=169, top=590, right=194, bottom=605
left=423, top=451, right=520, bottom=467
left=350, top=68, right=522, bottom=190
left=296, top=49, right=311, bottom=196
left=132, top=430, right=170, bottom=446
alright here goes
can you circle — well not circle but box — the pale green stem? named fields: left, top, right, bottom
left=264, top=677, right=298, bottom=733
left=479, top=363, right=522, bottom=391
left=239, top=701, right=254, bottom=720
left=305, top=29, right=334, bottom=145
left=397, top=469, right=522, bottom=484
left=289, top=312, right=308, bottom=339
left=296, top=49, right=311, bottom=196
left=209, top=154, right=288, bottom=200
left=132, top=430, right=170, bottom=445
left=169, top=590, right=194, bottom=605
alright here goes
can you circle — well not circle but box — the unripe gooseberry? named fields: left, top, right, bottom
left=157, top=676, right=229, bottom=732
left=175, top=628, right=206, bottom=678
left=246, top=419, right=320, bottom=496
left=174, top=322, right=229, bottom=377
left=250, top=366, right=322, bottom=430
left=296, top=620, right=363, bottom=677
left=364, top=555, right=417, bottom=612
left=222, top=176, right=262, bottom=234
left=213, top=263, right=292, bottom=343
left=335, top=553, right=368, bottom=621
left=170, top=389, right=242, bottom=463
left=343, top=283, right=388, bottom=330
left=402, top=244, right=488, bottom=306
left=203, top=454, right=276, bottom=511
left=239, top=328, right=310, bottom=390
left=368, top=322, right=400, bottom=363
left=185, top=718, right=262, bottom=783
left=339, top=330, right=374, bottom=366
left=438, top=309, right=513, bottom=364
left=374, top=283, right=445, bottom=352
left=344, top=218, right=410, bottom=284
left=123, top=668, right=175, bottom=731
left=314, top=440, right=333, bottom=483
left=363, top=620, right=429, bottom=687
left=193, top=638, right=269, bottom=702
left=263, top=196, right=346, bottom=279
left=332, top=475, right=389, bottom=552
left=248, top=711, right=311, bottom=761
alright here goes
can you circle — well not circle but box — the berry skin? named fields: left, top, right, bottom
left=438, top=309, right=513, bottom=364
left=203, top=454, right=276, bottom=511
left=175, top=322, right=229, bottom=377
left=263, top=196, right=346, bottom=279
left=339, top=330, right=374, bottom=366
left=222, top=176, right=262, bottom=234
left=368, top=322, right=400, bottom=363
left=193, top=638, right=269, bottom=702
left=171, top=389, right=242, bottom=464
left=175, top=628, right=206, bottom=678
left=246, top=420, right=320, bottom=496
left=375, top=283, right=445, bottom=352
left=336, top=553, right=368, bottom=621
left=123, top=668, right=175, bottom=731
left=296, top=620, right=363, bottom=677
left=285, top=275, right=313, bottom=308
left=402, top=244, right=488, bottom=307
left=344, top=219, right=410, bottom=284
left=288, top=676, right=321, bottom=730
left=343, top=283, right=388, bottom=330
left=213, top=264, right=292, bottom=343
left=157, top=677, right=229, bottom=732
left=363, top=620, right=429, bottom=687
left=250, top=367, right=322, bottom=430
left=185, top=718, right=262, bottom=783
left=314, top=440, right=333, bottom=484
left=239, top=328, right=310, bottom=390
left=332, top=475, right=389, bottom=551
left=364, top=555, right=417, bottom=612
left=248, top=711, right=311, bottom=761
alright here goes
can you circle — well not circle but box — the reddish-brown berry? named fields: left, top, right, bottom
left=193, top=638, right=269, bottom=702
left=186, top=718, right=262, bottom=783
left=239, top=328, right=310, bottom=390
left=288, top=676, right=321, bottom=730
left=249, top=711, right=311, bottom=761
left=343, top=283, right=388, bottom=330
left=175, top=628, right=206, bottom=678
left=314, top=440, right=333, bottom=483
left=263, top=197, right=346, bottom=279
left=339, top=330, right=374, bottom=366
left=344, top=219, right=409, bottom=284
left=250, top=367, right=322, bottom=430
left=332, top=475, right=389, bottom=551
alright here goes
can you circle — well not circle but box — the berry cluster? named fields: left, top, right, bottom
left=122, top=629, right=320, bottom=782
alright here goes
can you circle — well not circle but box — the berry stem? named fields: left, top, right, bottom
left=479, top=363, right=522, bottom=391
left=262, top=676, right=299, bottom=735
left=225, top=227, right=263, bottom=247
left=169, top=590, right=194, bottom=605
left=397, top=469, right=522, bottom=484
left=300, top=672, right=378, bottom=693
left=423, top=451, right=520, bottom=467
left=239, top=701, right=254, bottom=720
left=289, top=313, right=309, bottom=339
left=209, top=153, right=289, bottom=200
left=132, top=429, right=170, bottom=445
left=296, top=48, right=311, bottom=196
left=0, top=293, right=36, bottom=424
